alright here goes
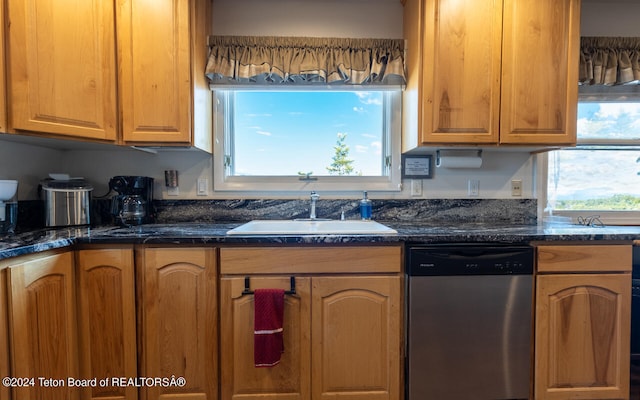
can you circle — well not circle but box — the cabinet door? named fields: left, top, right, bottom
left=219, top=276, right=312, bottom=400
left=419, top=0, right=503, bottom=144
left=77, top=248, right=137, bottom=400
left=7, top=251, right=79, bottom=400
left=0, top=269, right=9, bottom=400
left=0, top=1, right=7, bottom=133
left=117, top=0, right=192, bottom=145
left=500, top=0, right=580, bottom=144
left=139, top=247, right=218, bottom=400
left=6, top=0, right=117, bottom=141
left=311, top=276, right=401, bottom=400
left=535, top=273, right=631, bottom=399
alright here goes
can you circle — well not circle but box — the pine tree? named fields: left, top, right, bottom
left=326, top=133, right=354, bottom=175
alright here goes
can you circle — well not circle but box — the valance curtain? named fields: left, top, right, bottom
left=205, top=36, right=406, bottom=85
left=580, top=37, right=640, bottom=85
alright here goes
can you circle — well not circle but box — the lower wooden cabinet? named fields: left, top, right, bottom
left=0, top=268, right=10, bottom=400
left=220, top=275, right=312, bottom=400
left=219, top=246, right=402, bottom=400
left=5, top=250, right=80, bottom=400
left=137, top=247, right=218, bottom=400
left=76, top=247, right=137, bottom=400
left=310, top=276, right=401, bottom=400
left=2, top=244, right=400, bottom=400
left=534, top=244, right=632, bottom=400
left=2, top=246, right=220, bottom=400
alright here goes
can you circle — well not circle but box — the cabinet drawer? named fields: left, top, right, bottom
left=220, top=246, right=401, bottom=274
left=537, top=245, right=632, bottom=273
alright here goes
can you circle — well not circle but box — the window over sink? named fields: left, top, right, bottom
left=543, top=85, right=640, bottom=225
left=213, top=88, right=402, bottom=193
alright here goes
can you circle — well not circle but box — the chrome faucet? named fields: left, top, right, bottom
left=309, top=191, right=320, bottom=219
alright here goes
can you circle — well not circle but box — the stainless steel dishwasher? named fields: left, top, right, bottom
left=406, top=244, right=534, bottom=400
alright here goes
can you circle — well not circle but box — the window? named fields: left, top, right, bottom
left=544, top=86, right=640, bottom=225
left=213, top=88, right=402, bottom=192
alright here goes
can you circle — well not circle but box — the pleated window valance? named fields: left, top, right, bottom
left=580, top=37, right=640, bottom=85
left=205, top=36, right=406, bottom=85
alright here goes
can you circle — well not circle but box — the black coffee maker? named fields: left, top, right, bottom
left=109, top=176, right=156, bottom=226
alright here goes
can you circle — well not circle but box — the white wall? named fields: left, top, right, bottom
left=581, top=0, right=640, bottom=36
left=0, top=138, right=62, bottom=200
left=2, top=0, right=633, bottom=201
left=212, top=0, right=403, bottom=38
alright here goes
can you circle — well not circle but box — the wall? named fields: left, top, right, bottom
left=581, top=0, right=640, bottom=36
left=3, top=0, right=629, bottom=202
left=0, top=138, right=61, bottom=200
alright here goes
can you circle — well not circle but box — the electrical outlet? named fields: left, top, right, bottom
left=468, top=179, right=479, bottom=197
left=511, top=179, right=523, bottom=197
left=197, top=178, right=208, bottom=196
left=410, top=179, right=422, bottom=196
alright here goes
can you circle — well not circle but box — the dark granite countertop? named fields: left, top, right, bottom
left=2, top=221, right=640, bottom=261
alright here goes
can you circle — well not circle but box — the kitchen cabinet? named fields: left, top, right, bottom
left=5, top=0, right=212, bottom=151
left=402, top=0, right=580, bottom=148
left=0, top=268, right=10, bottom=400
left=0, top=1, right=8, bottom=133
left=76, top=246, right=137, bottom=400
left=534, top=244, right=632, bottom=400
left=219, top=246, right=402, bottom=400
left=2, top=247, right=137, bottom=400
left=4, top=250, right=80, bottom=400
left=137, top=247, right=218, bottom=400
left=6, top=0, right=118, bottom=141
left=117, top=0, right=212, bottom=150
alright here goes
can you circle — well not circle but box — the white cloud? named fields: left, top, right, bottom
left=256, top=130, right=272, bottom=136
left=355, top=145, right=368, bottom=153
left=596, top=103, right=640, bottom=118
left=353, top=106, right=365, bottom=113
left=354, top=92, right=383, bottom=105
left=370, top=141, right=382, bottom=155
left=361, top=133, right=377, bottom=139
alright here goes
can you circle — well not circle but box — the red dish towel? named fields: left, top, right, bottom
left=254, top=288, right=285, bottom=367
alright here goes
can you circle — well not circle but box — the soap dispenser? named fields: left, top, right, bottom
left=359, top=191, right=372, bottom=220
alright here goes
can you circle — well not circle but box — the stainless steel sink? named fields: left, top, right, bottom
left=226, top=219, right=397, bottom=235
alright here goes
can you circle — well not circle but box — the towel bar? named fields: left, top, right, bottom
left=242, top=276, right=297, bottom=296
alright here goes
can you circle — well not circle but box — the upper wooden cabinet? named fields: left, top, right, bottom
left=402, top=0, right=580, bottom=149
left=5, top=0, right=118, bottom=141
left=5, top=0, right=212, bottom=151
left=117, top=0, right=212, bottom=150
left=0, top=2, right=8, bottom=133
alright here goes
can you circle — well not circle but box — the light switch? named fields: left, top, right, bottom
left=197, top=178, right=208, bottom=196
left=410, top=179, right=422, bottom=196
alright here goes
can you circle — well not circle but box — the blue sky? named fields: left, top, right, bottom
left=233, top=91, right=384, bottom=176
left=549, top=102, right=640, bottom=205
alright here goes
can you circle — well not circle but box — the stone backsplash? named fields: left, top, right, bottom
left=152, top=198, right=537, bottom=225
left=14, top=198, right=537, bottom=232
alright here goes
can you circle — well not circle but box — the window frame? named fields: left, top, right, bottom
left=540, top=85, right=640, bottom=225
left=212, top=86, right=403, bottom=193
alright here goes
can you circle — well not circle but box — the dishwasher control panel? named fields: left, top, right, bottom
left=407, top=244, right=534, bottom=276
